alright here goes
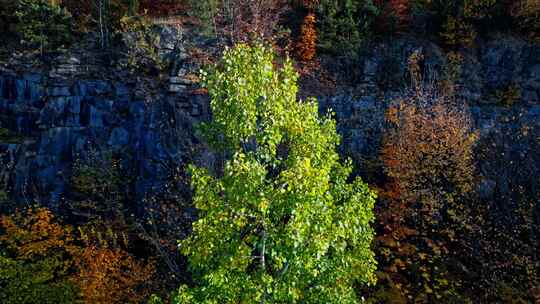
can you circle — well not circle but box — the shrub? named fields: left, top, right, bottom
left=472, top=120, right=540, bottom=302
left=73, top=222, right=156, bottom=304
left=70, top=151, right=125, bottom=220
left=462, top=0, right=498, bottom=20
left=119, top=14, right=166, bottom=73
left=175, top=43, right=377, bottom=303
left=0, top=204, right=157, bottom=304
left=60, top=0, right=92, bottom=32
left=381, top=93, right=477, bottom=222
left=296, top=13, right=317, bottom=61
left=316, top=0, right=379, bottom=55
left=440, top=16, right=477, bottom=47
left=140, top=0, right=187, bottom=17
left=15, top=0, right=73, bottom=54
left=0, top=0, right=18, bottom=34
left=60, top=0, right=142, bottom=48
left=370, top=80, right=478, bottom=301
left=412, top=0, right=509, bottom=46
left=72, top=243, right=155, bottom=304
left=186, top=0, right=219, bottom=36
left=0, top=208, right=79, bottom=304
left=188, top=0, right=289, bottom=44
left=388, top=0, right=411, bottom=26
left=440, top=51, right=464, bottom=95
left=511, top=0, right=540, bottom=41
left=494, top=84, right=521, bottom=107
left=375, top=0, right=411, bottom=32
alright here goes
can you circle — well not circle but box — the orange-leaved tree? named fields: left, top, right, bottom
left=370, top=79, right=478, bottom=301
left=0, top=206, right=156, bottom=304
left=296, top=13, right=317, bottom=61
left=0, top=208, right=80, bottom=304
left=72, top=220, right=156, bottom=304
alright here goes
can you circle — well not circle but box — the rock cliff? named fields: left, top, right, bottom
left=0, top=28, right=538, bottom=218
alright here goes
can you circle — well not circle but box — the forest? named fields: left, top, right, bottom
left=0, top=0, right=538, bottom=303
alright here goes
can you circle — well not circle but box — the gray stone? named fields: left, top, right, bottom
left=169, top=76, right=193, bottom=85
left=168, top=84, right=187, bottom=93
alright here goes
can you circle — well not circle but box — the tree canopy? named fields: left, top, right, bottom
left=175, top=44, right=377, bottom=303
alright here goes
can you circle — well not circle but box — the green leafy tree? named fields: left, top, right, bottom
left=175, top=44, right=377, bottom=303
left=15, top=0, right=73, bottom=54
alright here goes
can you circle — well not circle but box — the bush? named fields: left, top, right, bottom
left=296, top=13, right=317, bottom=61
left=59, top=0, right=92, bottom=32
left=472, top=119, right=540, bottom=302
left=0, top=206, right=157, bottom=304
left=511, top=0, right=540, bottom=41
left=462, top=0, right=498, bottom=20
left=375, top=0, right=412, bottom=32
left=175, top=43, right=377, bottom=303
left=370, top=81, right=479, bottom=301
left=440, top=16, right=477, bottom=47
left=0, top=208, right=79, bottom=304
left=72, top=231, right=155, bottom=304
left=188, top=0, right=289, bottom=44
left=140, top=0, right=187, bottom=17
left=15, top=0, right=73, bottom=54
left=70, top=150, right=126, bottom=220
left=412, top=0, right=511, bottom=46
left=316, top=0, right=379, bottom=55
left=60, top=0, right=143, bottom=48
left=381, top=91, right=477, bottom=224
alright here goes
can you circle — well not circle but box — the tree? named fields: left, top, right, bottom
left=316, top=0, right=379, bottom=55
left=188, top=0, right=288, bottom=44
left=381, top=93, right=477, bottom=224
left=0, top=206, right=156, bottom=304
left=175, top=44, right=377, bottom=303
left=15, top=0, right=73, bottom=54
left=72, top=241, right=155, bottom=304
left=0, top=208, right=79, bottom=304
left=296, top=13, right=317, bottom=61
left=372, top=82, right=478, bottom=301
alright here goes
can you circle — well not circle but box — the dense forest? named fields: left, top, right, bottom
left=0, top=0, right=538, bottom=303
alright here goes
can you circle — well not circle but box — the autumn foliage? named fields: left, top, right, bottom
left=189, top=0, right=289, bottom=44
left=0, top=208, right=78, bottom=303
left=368, top=81, right=479, bottom=301
left=72, top=219, right=155, bottom=304
left=73, top=246, right=154, bottom=304
left=381, top=98, right=477, bottom=214
left=0, top=208, right=78, bottom=259
left=296, top=13, right=317, bottom=61
left=140, top=0, right=187, bottom=17
left=0, top=208, right=155, bottom=304
left=375, top=0, right=411, bottom=31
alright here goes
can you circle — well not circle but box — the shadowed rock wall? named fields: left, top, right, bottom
left=0, top=31, right=538, bottom=218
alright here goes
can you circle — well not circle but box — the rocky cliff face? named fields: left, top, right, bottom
left=0, top=27, right=212, bottom=211
left=0, top=28, right=538, bottom=216
left=319, top=33, right=539, bottom=221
